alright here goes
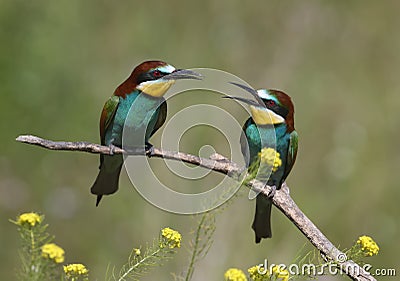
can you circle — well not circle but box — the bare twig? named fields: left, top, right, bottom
left=16, top=135, right=376, bottom=281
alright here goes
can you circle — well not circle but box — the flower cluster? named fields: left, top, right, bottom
left=247, top=265, right=289, bottom=281
left=161, top=227, right=182, bottom=249
left=16, top=212, right=42, bottom=227
left=41, top=243, right=65, bottom=263
left=248, top=265, right=268, bottom=281
left=357, top=235, right=379, bottom=257
left=270, top=265, right=290, bottom=281
left=258, top=148, right=282, bottom=172
left=224, top=268, right=247, bottom=281
left=64, top=263, right=89, bottom=279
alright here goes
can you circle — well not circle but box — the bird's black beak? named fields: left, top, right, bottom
left=223, top=82, right=263, bottom=106
left=229, top=82, right=258, bottom=96
left=223, top=96, right=261, bottom=107
left=163, top=69, right=203, bottom=81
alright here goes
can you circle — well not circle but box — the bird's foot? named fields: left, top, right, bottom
left=267, top=185, right=277, bottom=198
left=145, top=142, right=154, bottom=157
left=108, top=144, right=117, bottom=155
left=107, top=138, right=117, bottom=155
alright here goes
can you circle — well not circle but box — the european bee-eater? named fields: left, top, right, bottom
left=91, top=61, right=201, bottom=206
left=228, top=83, right=298, bottom=243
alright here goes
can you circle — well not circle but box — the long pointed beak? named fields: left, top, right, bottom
left=223, top=96, right=261, bottom=107
left=229, top=82, right=264, bottom=105
left=163, top=69, right=203, bottom=81
left=229, top=82, right=258, bottom=95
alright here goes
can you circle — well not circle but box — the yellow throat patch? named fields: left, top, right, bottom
left=137, top=80, right=175, bottom=97
left=250, top=105, right=285, bottom=125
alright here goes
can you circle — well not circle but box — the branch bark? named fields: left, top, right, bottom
left=16, top=135, right=376, bottom=281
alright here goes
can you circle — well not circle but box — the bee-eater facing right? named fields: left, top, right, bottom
left=228, top=84, right=298, bottom=243
left=91, top=61, right=201, bottom=206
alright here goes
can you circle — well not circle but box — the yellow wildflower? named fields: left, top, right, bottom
left=64, top=263, right=89, bottom=278
left=134, top=248, right=141, bottom=256
left=41, top=243, right=65, bottom=263
left=271, top=265, right=290, bottom=281
left=16, top=212, right=42, bottom=227
left=357, top=235, right=379, bottom=256
left=248, top=265, right=268, bottom=281
left=224, top=268, right=247, bottom=281
left=258, top=148, right=282, bottom=172
left=161, top=227, right=182, bottom=249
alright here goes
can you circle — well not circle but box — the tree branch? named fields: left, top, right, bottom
left=16, top=135, right=376, bottom=281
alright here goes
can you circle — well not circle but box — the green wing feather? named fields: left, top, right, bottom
left=99, top=96, right=120, bottom=166
left=100, top=96, right=120, bottom=144
left=284, top=130, right=298, bottom=179
left=240, top=119, right=252, bottom=166
left=149, top=99, right=167, bottom=138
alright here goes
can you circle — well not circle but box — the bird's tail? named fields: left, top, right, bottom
left=252, top=195, right=272, bottom=243
left=91, top=155, right=123, bottom=206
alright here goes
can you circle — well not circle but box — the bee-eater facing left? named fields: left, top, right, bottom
left=228, top=84, right=298, bottom=243
left=91, top=61, right=201, bottom=206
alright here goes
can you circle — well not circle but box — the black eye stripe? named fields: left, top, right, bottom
left=137, top=70, right=166, bottom=84
left=152, top=70, right=162, bottom=77
left=264, top=99, right=288, bottom=118
left=264, top=99, right=276, bottom=109
left=274, top=106, right=288, bottom=118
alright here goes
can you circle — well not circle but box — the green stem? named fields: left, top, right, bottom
left=29, top=229, right=40, bottom=281
left=185, top=214, right=206, bottom=281
left=118, top=248, right=161, bottom=281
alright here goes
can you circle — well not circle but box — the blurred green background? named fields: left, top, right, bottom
left=1, top=1, right=399, bottom=280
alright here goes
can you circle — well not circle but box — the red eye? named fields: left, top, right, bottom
left=266, top=100, right=276, bottom=107
left=153, top=70, right=162, bottom=77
